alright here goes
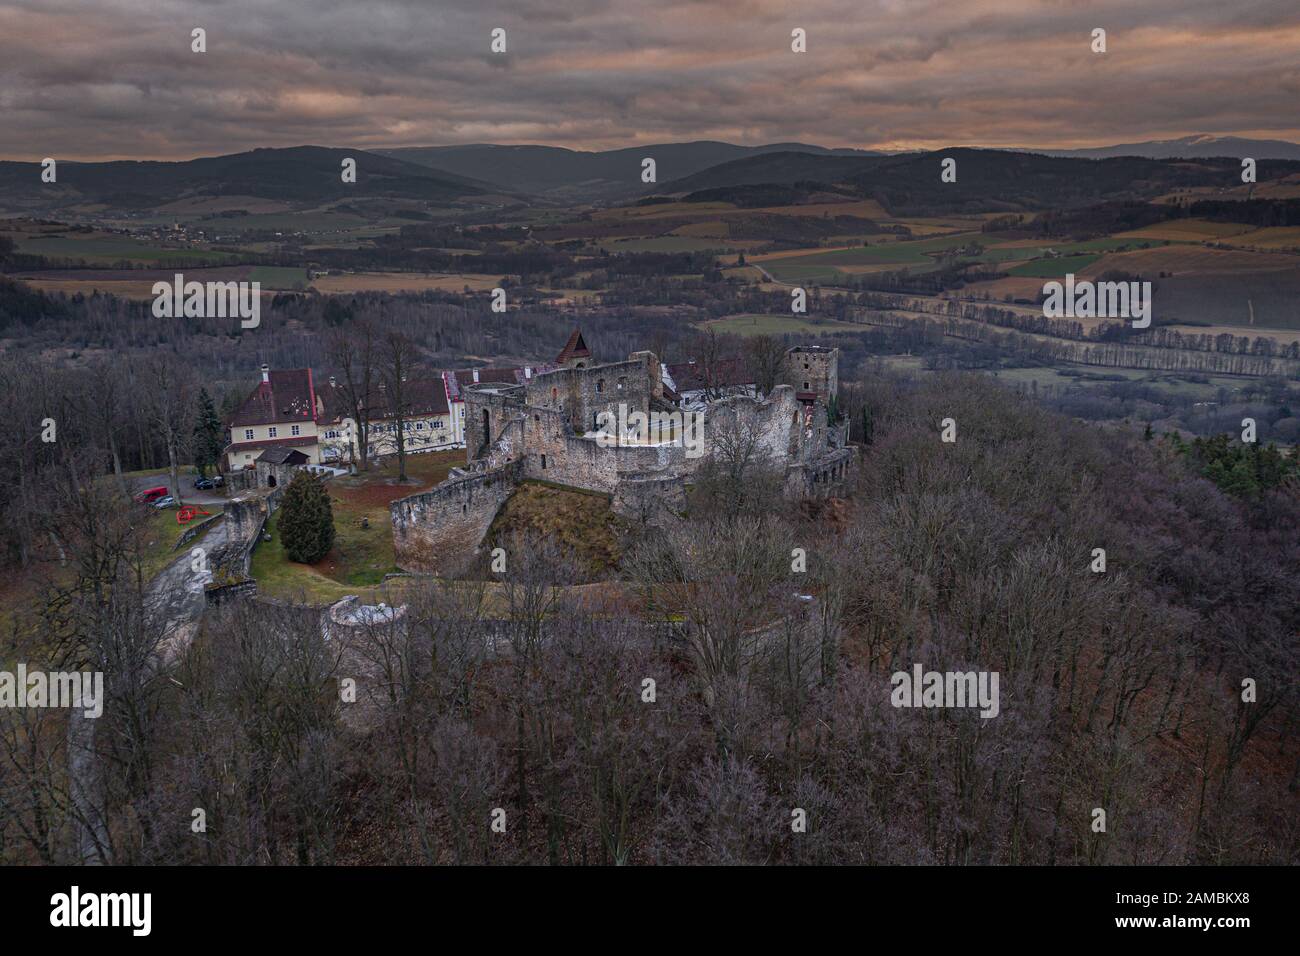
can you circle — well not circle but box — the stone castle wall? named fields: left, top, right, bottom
left=524, top=354, right=658, bottom=435
left=390, top=461, right=522, bottom=574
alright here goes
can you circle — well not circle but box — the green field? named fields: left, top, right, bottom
left=13, top=234, right=241, bottom=265
left=1006, top=254, right=1103, bottom=277
left=599, top=236, right=727, bottom=253
left=248, top=265, right=309, bottom=289
left=759, top=234, right=1167, bottom=285
left=700, top=313, right=863, bottom=336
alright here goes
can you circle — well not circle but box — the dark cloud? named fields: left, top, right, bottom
left=1, top=0, right=1297, bottom=159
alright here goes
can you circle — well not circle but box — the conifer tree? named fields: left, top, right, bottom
left=193, top=388, right=225, bottom=476
left=279, top=472, right=335, bottom=564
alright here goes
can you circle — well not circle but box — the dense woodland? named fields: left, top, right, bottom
left=1, top=371, right=1296, bottom=864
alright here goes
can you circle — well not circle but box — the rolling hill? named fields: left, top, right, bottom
left=377, top=141, right=878, bottom=199
left=0, top=146, right=496, bottom=213
left=658, top=148, right=1300, bottom=216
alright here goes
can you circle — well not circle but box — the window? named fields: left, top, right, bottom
left=595, top=378, right=604, bottom=393
left=268, top=427, right=278, bottom=438
left=244, top=429, right=254, bottom=441
left=416, top=422, right=424, bottom=430
left=617, top=377, right=626, bottom=390
left=540, top=454, right=547, bottom=470
left=803, top=382, right=810, bottom=390
left=291, top=424, right=300, bottom=436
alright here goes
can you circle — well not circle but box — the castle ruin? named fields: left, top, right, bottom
left=390, top=333, right=854, bottom=575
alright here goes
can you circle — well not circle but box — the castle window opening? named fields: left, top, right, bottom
left=596, top=379, right=605, bottom=393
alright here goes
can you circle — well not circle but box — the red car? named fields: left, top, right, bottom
left=134, top=485, right=169, bottom=504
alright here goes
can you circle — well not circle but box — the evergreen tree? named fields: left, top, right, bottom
left=859, top=404, right=875, bottom=445
left=192, top=388, right=224, bottom=476
left=278, top=472, right=335, bottom=564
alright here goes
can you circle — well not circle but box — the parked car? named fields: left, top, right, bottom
left=151, top=495, right=175, bottom=509
left=194, top=477, right=215, bottom=489
left=134, top=485, right=169, bottom=504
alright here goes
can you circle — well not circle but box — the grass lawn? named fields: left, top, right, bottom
left=250, top=450, right=461, bottom=600
left=137, top=505, right=223, bottom=582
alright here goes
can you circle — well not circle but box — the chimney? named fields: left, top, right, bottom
left=260, top=364, right=270, bottom=384
left=472, top=369, right=480, bottom=383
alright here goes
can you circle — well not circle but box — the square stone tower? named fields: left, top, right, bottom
left=783, top=346, right=839, bottom=402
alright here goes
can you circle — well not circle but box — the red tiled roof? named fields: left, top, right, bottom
left=555, top=329, right=591, bottom=364
left=316, top=376, right=454, bottom=422
left=228, top=369, right=316, bottom=428
left=369, top=378, right=450, bottom=419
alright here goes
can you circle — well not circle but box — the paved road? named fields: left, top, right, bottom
left=145, top=516, right=231, bottom=662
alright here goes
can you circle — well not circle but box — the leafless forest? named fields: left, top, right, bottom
left=3, top=369, right=1295, bottom=865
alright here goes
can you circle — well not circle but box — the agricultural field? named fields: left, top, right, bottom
left=1115, top=218, right=1256, bottom=242
left=1217, top=226, right=1300, bottom=250
left=310, top=271, right=503, bottom=293
left=5, top=264, right=306, bottom=297
left=7, top=231, right=241, bottom=266
left=1082, top=245, right=1298, bottom=276
left=699, top=312, right=863, bottom=336
left=597, top=235, right=727, bottom=253
left=753, top=233, right=1167, bottom=285
left=1006, top=253, right=1102, bottom=277
left=247, top=265, right=309, bottom=289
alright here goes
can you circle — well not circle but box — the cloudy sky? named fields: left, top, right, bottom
left=2, top=0, right=1298, bottom=160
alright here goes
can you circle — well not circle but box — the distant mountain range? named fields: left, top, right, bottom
left=1, top=135, right=1296, bottom=216
left=0, top=146, right=494, bottom=213
left=1031, top=135, right=1300, bottom=161
left=654, top=147, right=1300, bottom=216
left=380, top=135, right=1300, bottom=203
left=376, top=141, right=878, bottom=200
